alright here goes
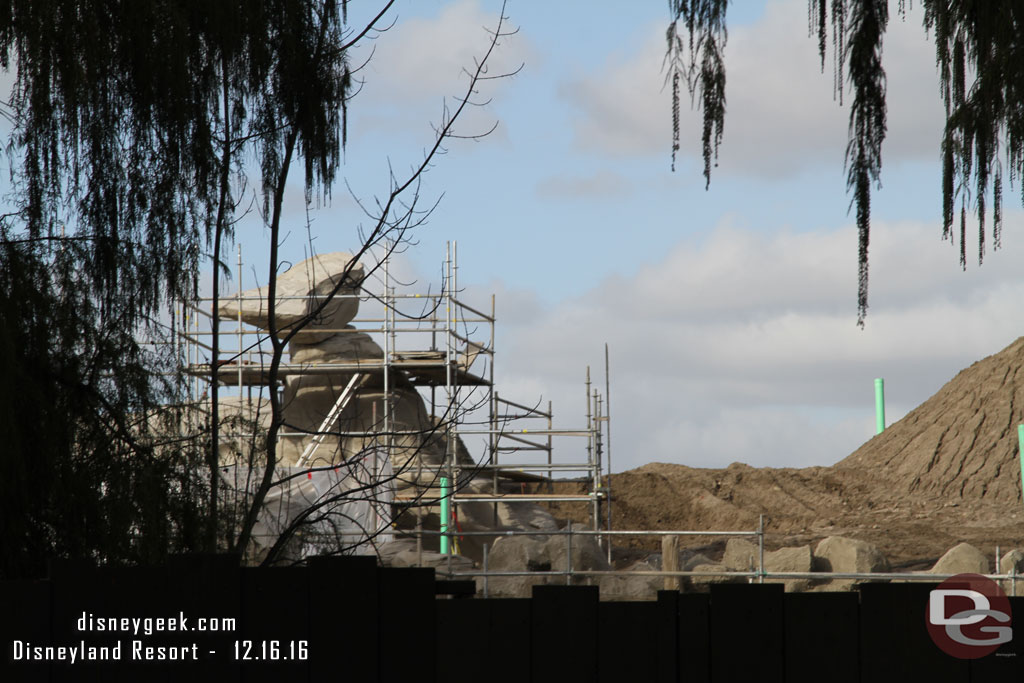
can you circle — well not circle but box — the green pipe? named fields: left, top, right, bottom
left=440, top=476, right=451, bottom=555
left=874, top=378, right=885, bottom=435
left=1018, top=425, right=1024, bottom=511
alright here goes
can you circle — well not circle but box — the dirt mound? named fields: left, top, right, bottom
left=536, top=336, right=1024, bottom=567
left=839, top=336, right=1024, bottom=503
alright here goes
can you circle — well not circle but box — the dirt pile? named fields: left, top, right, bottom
left=839, top=336, right=1024, bottom=503
left=537, top=336, right=1024, bottom=568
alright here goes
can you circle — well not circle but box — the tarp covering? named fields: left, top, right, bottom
left=219, top=452, right=393, bottom=563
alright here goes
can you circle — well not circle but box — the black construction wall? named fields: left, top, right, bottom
left=1, top=556, right=1023, bottom=682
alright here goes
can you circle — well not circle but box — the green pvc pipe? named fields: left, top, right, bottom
left=439, top=476, right=451, bottom=555
left=874, top=378, right=885, bottom=435
left=1018, top=425, right=1024, bottom=510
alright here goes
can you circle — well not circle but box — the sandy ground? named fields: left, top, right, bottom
left=531, top=461, right=1023, bottom=570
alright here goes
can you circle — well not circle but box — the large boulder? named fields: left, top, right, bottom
left=765, top=545, right=813, bottom=592
left=218, top=252, right=363, bottom=343
left=599, top=560, right=663, bottom=601
left=722, top=539, right=812, bottom=591
left=476, top=574, right=549, bottom=598
left=1000, top=548, right=1024, bottom=574
left=1000, top=549, right=1024, bottom=595
left=545, top=526, right=612, bottom=575
left=687, top=563, right=744, bottom=590
left=767, top=545, right=813, bottom=573
left=930, top=542, right=989, bottom=575
left=813, top=536, right=890, bottom=574
left=486, top=535, right=550, bottom=572
left=722, top=538, right=759, bottom=571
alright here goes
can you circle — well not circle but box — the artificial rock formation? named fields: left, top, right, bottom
left=215, top=252, right=559, bottom=564
left=217, top=251, right=364, bottom=343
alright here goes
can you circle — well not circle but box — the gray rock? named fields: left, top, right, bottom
left=680, top=551, right=714, bottom=571
left=389, top=549, right=474, bottom=573
left=377, top=538, right=417, bottom=564
left=764, top=545, right=813, bottom=592
left=545, top=527, right=612, bottom=574
left=599, top=566, right=663, bottom=601
left=476, top=574, right=549, bottom=598
left=766, top=545, right=813, bottom=573
left=722, top=538, right=759, bottom=571
left=930, top=542, right=989, bottom=575
left=687, top=563, right=744, bottom=589
left=1000, top=549, right=1024, bottom=595
left=1000, top=549, right=1024, bottom=574
left=813, top=536, right=890, bottom=574
left=486, top=535, right=550, bottom=572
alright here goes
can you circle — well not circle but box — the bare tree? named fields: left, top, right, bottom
left=198, top=2, right=520, bottom=564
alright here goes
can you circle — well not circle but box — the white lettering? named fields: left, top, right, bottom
left=929, top=589, right=990, bottom=626
left=131, top=640, right=199, bottom=661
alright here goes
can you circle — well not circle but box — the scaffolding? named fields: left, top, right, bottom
left=177, top=242, right=611, bottom=562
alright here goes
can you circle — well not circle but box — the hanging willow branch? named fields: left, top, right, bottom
left=665, top=0, right=728, bottom=185
left=833, top=0, right=888, bottom=327
left=926, top=2, right=1023, bottom=269
left=668, top=1, right=1024, bottom=326
left=0, top=0, right=351, bottom=327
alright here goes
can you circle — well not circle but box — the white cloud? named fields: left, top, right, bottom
left=357, top=0, right=528, bottom=99
left=535, top=170, right=634, bottom=200
left=486, top=212, right=1024, bottom=472
left=349, top=0, right=532, bottom=140
left=561, top=0, right=944, bottom=177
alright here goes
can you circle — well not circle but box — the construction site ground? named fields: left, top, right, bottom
left=530, top=336, right=1024, bottom=571
left=530, top=463, right=1023, bottom=571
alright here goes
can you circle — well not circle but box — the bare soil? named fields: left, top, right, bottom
left=531, top=336, right=1024, bottom=570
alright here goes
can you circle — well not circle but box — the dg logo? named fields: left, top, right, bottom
left=927, top=573, right=1012, bottom=659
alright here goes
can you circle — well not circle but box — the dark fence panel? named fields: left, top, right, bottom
left=378, top=567, right=435, bottom=683
left=487, top=598, right=531, bottom=683
left=239, top=567, right=308, bottom=682
left=308, top=555, right=377, bottom=681
left=860, top=582, right=969, bottom=683
left=784, top=591, right=859, bottom=683
left=6, top=558, right=1024, bottom=682
left=598, top=601, right=659, bottom=682
left=710, top=583, right=784, bottom=683
left=530, top=585, right=599, bottom=683
left=676, top=592, right=711, bottom=683
left=970, top=595, right=1024, bottom=680
left=1, top=578, right=51, bottom=682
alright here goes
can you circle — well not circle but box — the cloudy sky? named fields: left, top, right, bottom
left=234, top=0, right=1024, bottom=472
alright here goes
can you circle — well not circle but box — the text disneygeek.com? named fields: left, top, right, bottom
left=7, top=611, right=307, bottom=664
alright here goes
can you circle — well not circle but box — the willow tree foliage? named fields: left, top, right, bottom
left=0, top=0, right=356, bottom=576
left=666, top=0, right=1024, bottom=325
left=1, top=0, right=349, bottom=320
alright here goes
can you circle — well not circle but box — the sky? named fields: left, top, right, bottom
left=205, top=0, right=1024, bottom=472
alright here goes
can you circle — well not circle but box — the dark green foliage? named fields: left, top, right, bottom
left=666, top=1, right=728, bottom=183
left=0, top=0, right=353, bottom=576
left=0, top=240, right=207, bottom=579
left=1, top=0, right=349, bottom=319
left=925, top=2, right=1023, bottom=268
left=836, top=0, right=887, bottom=327
left=668, top=1, right=1024, bottom=325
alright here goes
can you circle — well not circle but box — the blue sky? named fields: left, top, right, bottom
left=174, top=1, right=1024, bottom=471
